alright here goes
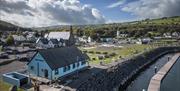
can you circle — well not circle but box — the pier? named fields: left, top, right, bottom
left=147, top=53, right=180, bottom=91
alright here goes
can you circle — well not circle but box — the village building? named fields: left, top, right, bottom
left=45, top=27, right=75, bottom=46
left=12, top=35, right=26, bottom=45
left=26, top=32, right=37, bottom=43
left=87, top=36, right=92, bottom=43
left=27, top=46, right=89, bottom=80
left=117, top=31, right=128, bottom=38
left=172, top=32, right=180, bottom=37
left=36, top=38, right=49, bottom=49
left=136, top=38, right=152, bottom=44
left=100, top=36, right=114, bottom=42
left=163, top=33, right=172, bottom=38
left=48, top=39, right=59, bottom=48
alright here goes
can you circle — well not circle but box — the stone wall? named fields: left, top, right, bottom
left=77, top=47, right=180, bottom=91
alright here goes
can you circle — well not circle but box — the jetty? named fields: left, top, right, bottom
left=147, top=53, right=180, bottom=91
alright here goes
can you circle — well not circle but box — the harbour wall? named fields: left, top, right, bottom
left=77, top=46, right=180, bottom=91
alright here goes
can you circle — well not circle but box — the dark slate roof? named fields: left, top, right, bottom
left=59, top=38, right=65, bottom=43
left=50, top=39, right=59, bottom=44
left=39, top=38, right=49, bottom=44
left=38, top=46, right=89, bottom=70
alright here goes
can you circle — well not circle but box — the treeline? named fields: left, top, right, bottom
left=74, top=24, right=180, bottom=39
left=47, top=16, right=180, bottom=40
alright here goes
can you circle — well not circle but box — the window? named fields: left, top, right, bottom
left=73, top=63, right=76, bottom=69
left=77, top=63, right=79, bottom=67
left=63, top=67, right=66, bottom=72
left=35, top=59, right=43, bottom=61
left=55, top=69, right=59, bottom=75
left=63, top=65, right=71, bottom=72
left=81, top=61, right=86, bottom=65
left=67, top=65, right=71, bottom=70
left=30, top=66, right=34, bottom=70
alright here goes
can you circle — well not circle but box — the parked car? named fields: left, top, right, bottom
left=29, top=44, right=36, bottom=48
left=19, top=57, right=29, bottom=62
left=0, top=52, right=8, bottom=59
left=5, top=50, right=13, bottom=54
left=12, top=49, right=19, bottom=54
left=3, top=47, right=12, bottom=51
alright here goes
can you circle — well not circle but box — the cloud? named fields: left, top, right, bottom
left=107, top=0, right=125, bottom=8
left=0, top=0, right=105, bottom=27
left=121, top=0, right=180, bottom=18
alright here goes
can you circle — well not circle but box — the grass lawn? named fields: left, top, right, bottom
left=80, top=44, right=155, bottom=65
left=152, top=39, right=179, bottom=46
left=0, top=79, right=23, bottom=91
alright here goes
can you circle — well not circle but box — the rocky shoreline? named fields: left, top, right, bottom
left=77, top=46, right=180, bottom=91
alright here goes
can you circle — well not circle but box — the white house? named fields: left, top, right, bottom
left=163, top=33, right=172, bottom=38
left=87, top=36, right=92, bottom=43
left=136, top=38, right=152, bottom=44
left=117, top=31, right=128, bottom=38
left=27, top=47, right=89, bottom=80
left=46, top=31, right=75, bottom=46
left=172, top=32, right=179, bottom=37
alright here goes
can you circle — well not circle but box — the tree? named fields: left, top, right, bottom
left=6, top=35, right=14, bottom=45
left=145, top=32, right=152, bottom=38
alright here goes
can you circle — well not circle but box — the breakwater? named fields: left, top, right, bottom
left=77, top=46, right=180, bottom=91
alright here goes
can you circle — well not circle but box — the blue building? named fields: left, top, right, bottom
left=27, top=46, right=89, bottom=80
left=3, top=72, right=29, bottom=87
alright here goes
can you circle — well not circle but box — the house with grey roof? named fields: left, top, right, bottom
left=12, top=35, right=26, bottom=45
left=27, top=46, right=89, bottom=80
left=36, top=38, right=50, bottom=49
left=48, top=39, right=59, bottom=48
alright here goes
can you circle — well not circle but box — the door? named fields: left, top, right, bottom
left=37, top=63, right=39, bottom=76
left=44, top=69, right=48, bottom=78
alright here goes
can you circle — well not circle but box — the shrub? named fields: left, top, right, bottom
left=96, top=51, right=101, bottom=54
left=105, top=55, right=110, bottom=58
left=109, top=52, right=116, bottom=57
left=102, top=52, right=108, bottom=55
left=98, top=56, right=104, bottom=60
left=92, top=58, right=96, bottom=60
left=6, top=35, right=14, bottom=45
left=83, top=50, right=87, bottom=53
left=89, top=51, right=94, bottom=54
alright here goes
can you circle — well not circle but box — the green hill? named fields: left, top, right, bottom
left=0, top=20, right=32, bottom=31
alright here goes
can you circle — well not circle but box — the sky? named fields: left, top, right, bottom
left=0, top=0, right=180, bottom=28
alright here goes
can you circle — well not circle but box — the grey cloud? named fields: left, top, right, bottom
left=0, top=0, right=33, bottom=15
left=0, top=0, right=105, bottom=27
left=121, top=0, right=180, bottom=18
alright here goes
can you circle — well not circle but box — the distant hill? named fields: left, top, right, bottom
left=43, top=16, right=180, bottom=30
left=0, top=16, right=180, bottom=32
left=0, top=20, right=32, bottom=31
left=132, top=16, right=180, bottom=25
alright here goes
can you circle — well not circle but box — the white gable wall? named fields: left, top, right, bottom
left=28, top=53, right=52, bottom=79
